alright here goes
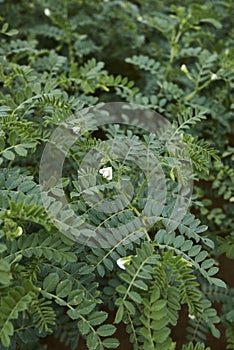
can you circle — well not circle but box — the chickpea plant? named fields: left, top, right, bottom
left=0, top=1, right=233, bottom=350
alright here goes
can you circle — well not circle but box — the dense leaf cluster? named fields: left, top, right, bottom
left=0, top=0, right=233, bottom=349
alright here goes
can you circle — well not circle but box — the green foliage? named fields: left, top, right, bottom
left=140, top=284, right=177, bottom=350
left=0, top=286, right=34, bottom=347
left=187, top=298, right=220, bottom=341
left=182, top=342, right=211, bottom=350
left=0, top=0, right=233, bottom=349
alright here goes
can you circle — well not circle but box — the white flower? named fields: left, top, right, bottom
left=44, top=8, right=51, bottom=17
left=17, top=226, right=23, bottom=236
left=188, top=314, right=195, bottom=320
left=72, top=126, right=80, bottom=134
left=99, top=167, right=112, bottom=180
left=181, top=64, right=188, bottom=73
left=211, top=73, right=218, bottom=80
left=137, top=16, right=143, bottom=22
left=116, top=256, right=132, bottom=270
left=116, top=258, right=126, bottom=270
